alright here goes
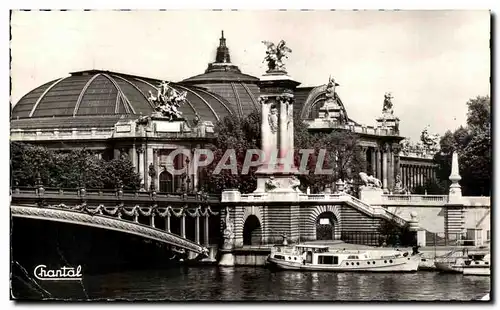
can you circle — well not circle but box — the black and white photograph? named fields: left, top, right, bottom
left=8, top=8, right=492, bottom=301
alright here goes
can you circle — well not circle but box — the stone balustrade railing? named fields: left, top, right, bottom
left=462, top=196, right=491, bottom=207
left=239, top=193, right=267, bottom=201
left=11, top=187, right=221, bottom=204
left=10, top=128, right=115, bottom=141
left=299, top=193, right=343, bottom=201
left=383, top=194, right=448, bottom=203
left=306, top=119, right=399, bottom=137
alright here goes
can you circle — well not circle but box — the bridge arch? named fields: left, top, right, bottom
left=11, top=205, right=207, bottom=254
left=241, top=206, right=263, bottom=246
left=307, top=205, right=342, bottom=240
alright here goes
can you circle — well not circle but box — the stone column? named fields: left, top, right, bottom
left=405, top=165, right=409, bottom=189
left=287, top=100, right=294, bottom=163
left=382, top=143, right=389, bottom=190
left=153, top=149, right=159, bottom=190
left=195, top=214, right=200, bottom=244
left=279, top=96, right=288, bottom=161
left=114, top=148, right=121, bottom=160
left=146, top=146, right=154, bottom=190
left=410, top=165, right=414, bottom=189
left=376, top=148, right=382, bottom=180
left=129, top=144, right=137, bottom=172
left=165, top=214, right=171, bottom=233
left=193, top=144, right=201, bottom=191
left=138, top=147, right=145, bottom=189
left=388, top=147, right=394, bottom=190
left=361, top=146, right=368, bottom=173
left=370, top=147, right=376, bottom=176
left=181, top=214, right=186, bottom=239
left=259, top=96, right=272, bottom=170
left=204, top=214, right=209, bottom=246
left=392, top=142, right=401, bottom=183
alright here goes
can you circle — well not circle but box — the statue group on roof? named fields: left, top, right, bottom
left=382, top=92, right=394, bottom=115
left=325, top=76, right=339, bottom=100
left=148, top=81, right=187, bottom=121
left=420, top=126, right=440, bottom=152
left=262, top=40, right=292, bottom=72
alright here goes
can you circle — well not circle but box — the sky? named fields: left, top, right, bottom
left=10, top=10, right=490, bottom=142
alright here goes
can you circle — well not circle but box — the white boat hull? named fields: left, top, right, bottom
left=463, top=265, right=490, bottom=276
left=267, top=256, right=419, bottom=272
left=434, top=262, right=463, bottom=273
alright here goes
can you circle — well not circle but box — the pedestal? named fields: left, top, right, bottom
left=358, top=186, right=384, bottom=205
left=219, top=250, right=235, bottom=266
left=417, top=229, right=426, bottom=247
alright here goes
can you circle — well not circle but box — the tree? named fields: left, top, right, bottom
left=10, top=142, right=141, bottom=190
left=202, top=111, right=365, bottom=194
left=201, top=111, right=260, bottom=194
left=433, top=96, right=491, bottom=196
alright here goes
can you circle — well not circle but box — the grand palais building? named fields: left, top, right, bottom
left=10, top=32, right=437, bottom=194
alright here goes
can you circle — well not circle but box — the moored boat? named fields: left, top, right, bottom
left=434, top=249, right=490, bottom=275
left=266, top=244, right=419, bottom=272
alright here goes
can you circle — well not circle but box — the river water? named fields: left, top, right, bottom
left=22, top=267, right=490, bottom=301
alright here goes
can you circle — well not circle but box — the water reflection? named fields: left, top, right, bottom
left=43, top=267, right=491, bottom=301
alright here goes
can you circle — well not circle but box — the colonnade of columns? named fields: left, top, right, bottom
left=115, top=144, right=200, bottom=192
left=360, top=142, right=401, bottom=192
left=400, top=163, right=437, bottom=190
left=148, top=209, right=212, bottom=246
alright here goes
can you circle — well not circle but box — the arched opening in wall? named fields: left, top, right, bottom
left=316, top=212, right=336, bottom=241
left=243, top=215, right=262, bottom=246
left=308, top=100, right=323, bottom=119
left=159, top=171, right=173, bottom=193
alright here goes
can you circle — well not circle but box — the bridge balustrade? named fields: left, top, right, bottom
left=10, top=186, right=223, bottom=255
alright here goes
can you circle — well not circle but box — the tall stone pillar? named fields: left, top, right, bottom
left=181, top=214, right=186, bottom=239
left=255, top=72, right=300, bottom=192
left=382, top=143, right=389, bottom=190
left=137, top=147, right=145, bottom=189
left=392, top=142, right=401, bottom=183
left=146, top=146, right=153, bottom=190
left=193, top=144, right=201, bottom=191
left=153, top=149, right=159, bottom=190
left=370, top=148, right=376, bottom=176
left=195, top=215, right=200, bottom=244
left=204, top=215, right=209, bottom=246
left=260, top=96, right=272, bottom=168
left=279, top=96, right=288, bottom=159
left=388, top=147, right=394, bottom=190
left=287, top=100, right=294, bottom=161
left=376, top=148, right=382, bottom=180
left=412, top=166, right=415, bottom=189
left=129, top=144, right=137, bottom=172
left=361, top=146, right=368, bottom=173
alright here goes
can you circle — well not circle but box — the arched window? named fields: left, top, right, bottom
left=159, top=171, right=173, bottom=193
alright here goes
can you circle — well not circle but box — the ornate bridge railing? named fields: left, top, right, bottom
left=11, top=186, right=221, bottom=204
left=10, top=186, right=223, bottom=255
